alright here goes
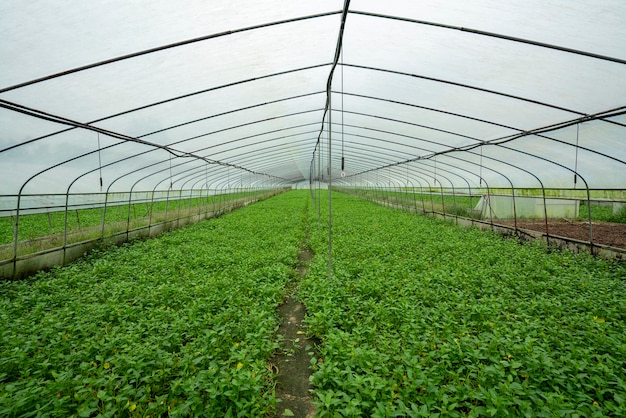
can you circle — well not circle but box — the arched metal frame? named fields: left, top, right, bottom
left=1, top=0, right=625, bottom=277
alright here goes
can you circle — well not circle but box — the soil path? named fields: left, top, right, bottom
left=273, top=248, right=316, bottom=418
left=499, top=220, right=626, bottom=249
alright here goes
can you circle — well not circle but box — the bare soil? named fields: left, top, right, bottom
left=500, top=220, right=626, bottom=249
left=272, top=248, right=317, bottom=418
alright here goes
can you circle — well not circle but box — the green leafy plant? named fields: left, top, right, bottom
left=301, top=192, right=626, bottom=416
left=0, top=190, right=279, bottom=260
left=0, top=191, right=306, bottom=416
left=3, top=190, right=625, bottom=416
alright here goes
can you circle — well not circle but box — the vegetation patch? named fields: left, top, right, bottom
left=0, top=191, right=305, bottom=417
left=2, top=190, right=625, bottom=417
left=301, top=192, right=626, bottom=416
left=0, top=190, right=275, bottom=261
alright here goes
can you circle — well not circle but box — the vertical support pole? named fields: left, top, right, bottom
left=126, top=190, right=133, bottom=241
left=420, top=181, right=426, bottom=214
left=405, top=164, right=411, bottom=210
left=574, top=124, right=580, bottom=187
left=512, top=186, right=518, bottom=232
left=12, top=195, right=21, bottom=278
left=429, top=180, right=435, bottom=215
left=486, top=186, right=494, bottom=229
left=227, top=167, right=231, bottom=211
left=101, top=190, right=109, bottom=239
left=187, top=187, right=194, bottom=223
left=388, top=166, right=392, bottom=208
left=175, top=187, right=182, bottom=228
left=318, top=143, right=321, bottom=228
left=328, top=93, right=333, bottom=281
left=62, top=191, right=70, bottom=264
left=165, top=185, right=172, bottom=230
left=451, top=185, right=458, bottom=224
left=148, top=190, right=156, bottom=236
left=439, top=181, right=446, bottom=219
left=585, top=186, right=593, bottom=252
left=541, top=186, right=549, bottom=244
left=198, top=185, right=204, bottom=217
left=469, top=184, right=474, bottom=218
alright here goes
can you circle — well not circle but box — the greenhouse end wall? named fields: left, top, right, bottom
left=476, top=195, right=580, bottom=220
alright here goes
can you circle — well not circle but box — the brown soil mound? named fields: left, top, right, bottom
left=500, top=220, right=626, bottom=249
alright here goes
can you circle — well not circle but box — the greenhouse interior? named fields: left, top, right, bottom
left=1, top=0, right=625, bottom=416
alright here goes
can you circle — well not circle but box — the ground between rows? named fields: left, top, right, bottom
left=272, top=248, right=316, bottom=418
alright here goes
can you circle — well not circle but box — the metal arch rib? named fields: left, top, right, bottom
left=331, top=93, right=626, bottom=166
left=343, top=63, right=587, bottom=117
left=349, top=10, right=626, bottom=66
left=0, top=12, right=342, bottom=94
left=0, top=66, right=330, bottom=155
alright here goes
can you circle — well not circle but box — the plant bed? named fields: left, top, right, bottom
left=0, top=191, right=305, bottom=417
left=499, top=220, right=626, bottom=249
left=301, top=192, right=626, bottom=416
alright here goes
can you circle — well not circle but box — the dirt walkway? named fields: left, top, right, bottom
left=272, top=248, right=317, bottom=417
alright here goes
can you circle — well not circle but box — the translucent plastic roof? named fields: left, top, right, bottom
left=1, top=0, right=625, bottom=194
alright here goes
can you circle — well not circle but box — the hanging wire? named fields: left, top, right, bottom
left=479, top=144, right=483, bottom=187
left=341, top=47, right=345, bottom=177
left=169, top=154, right=173, bottom=190
left=317, top=140, right=321, bottom=227
left=574, top=123, right=580, bottom=186
left=97, top=132, right=103, bottom=192
left=406, top=163, right=409, bottom=185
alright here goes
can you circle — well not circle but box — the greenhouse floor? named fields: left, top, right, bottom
left=501, top=220, right=626, bottom=249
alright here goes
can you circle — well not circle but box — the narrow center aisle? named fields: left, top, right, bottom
left=272, top=195, right=317, bottom=418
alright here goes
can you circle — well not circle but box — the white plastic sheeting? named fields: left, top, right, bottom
left=1, top=0, right=625, bottom=194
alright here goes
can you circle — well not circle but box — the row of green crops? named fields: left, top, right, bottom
left=0, top=191, right=307, bottom=417
left=347, top=189, right=477, bottom=217
left=0, top=190, right=269, bottom=246
left=2, top=189, right=625, bottom=417
left=579, top=202, right=626, bottom=224
left=343, top=188, right=626, bottom=224
left=301, top=192, right=626, bottom=417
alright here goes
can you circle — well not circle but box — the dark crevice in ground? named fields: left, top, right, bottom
left=272, top=247, right=317, bottom=418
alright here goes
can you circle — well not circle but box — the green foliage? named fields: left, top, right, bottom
left=0, top=191, right=267, bottom=244
left=301, top=192, right=626, bottom=416
left=3, top=190, right=625, bottom=417
left=351, top=188, right=626, bottom=224
left=343, top=188, right=479, bottom=219
left=0, top=190, right=274, bottom=260
left=579, top=203, right=626, bottom=224
left=611, top=206, right=626, bottom=223
left=0, top=192, right=305, bottom=417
